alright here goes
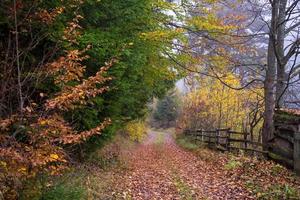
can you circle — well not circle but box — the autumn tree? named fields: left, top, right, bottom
left=177, top=74, right=263, bottom=138
left=0, top=2, right=116, bottom=197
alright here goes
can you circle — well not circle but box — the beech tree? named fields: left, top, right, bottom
left=246, top=0, right=300, bottom=145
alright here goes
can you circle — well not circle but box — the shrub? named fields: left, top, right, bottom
left=125, top=120, right=147, bottom=142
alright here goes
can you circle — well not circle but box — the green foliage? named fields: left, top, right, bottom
left=67, top=0, right=181, bottom=146
left=0, top=0, right=182, bottom=151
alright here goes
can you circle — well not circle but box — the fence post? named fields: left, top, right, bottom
left=294, top=129, right=300, bottom=175
left=195, top=130, right=198, bottom=144
left=193, top=130, right=197, bottom=144
left=226, top=129, right=231, bottom=151
left=208, top=131, right=211, bottom=147
left=201, top=129, right=204, bottom=142
left=244, top=132, right=248, bottom=149
left=216, top=129, right=220, bottom=146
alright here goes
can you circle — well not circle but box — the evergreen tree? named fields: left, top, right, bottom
left=153, top=90, right=180, bottom=128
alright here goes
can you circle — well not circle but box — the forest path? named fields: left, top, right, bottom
left=114, top=129, right=254, bottom=200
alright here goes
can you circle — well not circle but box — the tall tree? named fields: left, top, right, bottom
left=262, top=0, right=300, bottom=144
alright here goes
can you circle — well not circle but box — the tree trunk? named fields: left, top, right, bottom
left=14, top=0, right=24, bottom=115
left=263, top=0, right=279, bottom=147
left=275, top=0, right=288, bottom=108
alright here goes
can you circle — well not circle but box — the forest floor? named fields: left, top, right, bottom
left=45, top=129, right=300, bottom=200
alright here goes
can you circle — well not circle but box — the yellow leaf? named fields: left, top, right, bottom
left=0, top=161, right=7, bottom=167
left=50, top=154, right=59, bottom=160
left=18, top=167, right=27, bottom=172
left=40, top=120, right=47, bottom=125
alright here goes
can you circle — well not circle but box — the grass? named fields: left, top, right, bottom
left=19, top=170, right=88, bottom=200
left=40, top=182, right=86, bottom=200
left=176, top=135, right=199, bottom=151
left=176, top=134, right=221, bottom=163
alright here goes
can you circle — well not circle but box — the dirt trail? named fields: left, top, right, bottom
left=114, top=130, right=254, bottom=200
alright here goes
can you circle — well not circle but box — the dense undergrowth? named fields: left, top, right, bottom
left=176, top=134, right=300, bottom=200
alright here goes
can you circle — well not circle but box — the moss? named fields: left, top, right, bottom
left=274, top=111, right=300, bottom=124
left=268, top=152, right=293, bottom=167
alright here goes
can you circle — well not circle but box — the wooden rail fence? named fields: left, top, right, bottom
left=184, top=128, right=266, bottom=154
left=185, top=128, right=300, bottom=175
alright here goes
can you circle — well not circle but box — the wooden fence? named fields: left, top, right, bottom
left=185, top=128, right=300, bottom=175
left=184, top=128, right=266, bottom=154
